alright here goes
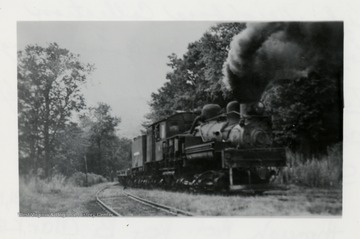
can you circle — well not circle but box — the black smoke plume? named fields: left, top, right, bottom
left=223, top=22, right=343, bottom=103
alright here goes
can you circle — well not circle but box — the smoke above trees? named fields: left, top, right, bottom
left=222, top=22, right=343, bottom=103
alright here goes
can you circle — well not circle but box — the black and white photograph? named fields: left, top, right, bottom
left=2, top=0, right=360, bottom=238
left=17, top=21, right=343, bottom=217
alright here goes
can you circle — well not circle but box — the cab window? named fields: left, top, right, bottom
left=160, top=122, right=166, bottom=139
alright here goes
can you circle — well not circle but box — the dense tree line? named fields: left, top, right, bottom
left=18, top=43, right=131, bottom=179
left=146, top=23, right=343, bottom=154
left=262, top=72, right=342, bottom=153
left=145, top=23, right=246, bottom=123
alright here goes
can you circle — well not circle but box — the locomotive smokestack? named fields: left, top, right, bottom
left=222, top=22, right=343, bottom=103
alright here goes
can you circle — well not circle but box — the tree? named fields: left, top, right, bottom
left=262, top=72, right=342, bottom=154
left=18, top=43, right=94, bottom=177
left=51, top=122, right=88, bottom=176
left=80, top=103, right=122, bottom=178
left=49, top=103, right=131, bottom=179
left=145, top=23, right=245, bottom=124
left=112, top=137, right=132, bottom=172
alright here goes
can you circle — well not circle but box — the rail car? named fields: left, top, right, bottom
left=118, top=100, right=286, bottom=192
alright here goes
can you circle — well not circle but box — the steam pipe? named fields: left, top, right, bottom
left=189, top=115, right=203, bottom=134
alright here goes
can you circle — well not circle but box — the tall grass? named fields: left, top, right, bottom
left=19, top=172, right=108, bottom=214
left=19, top=172, right=110, bottom=215
left=19, top=174, right=74, bottom=214
left=19, top=171, right=108, bottom=194
left=277, top=143, right=342, bottom=188
left=20, top=173, right=72, bottom=195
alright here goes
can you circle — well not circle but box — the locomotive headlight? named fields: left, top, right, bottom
left=255, top=102, right=265, bottom=114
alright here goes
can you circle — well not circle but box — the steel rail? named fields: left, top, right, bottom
left=96, top=184, right=194, bottom=216
left=95, top=186, right=121, bottom=216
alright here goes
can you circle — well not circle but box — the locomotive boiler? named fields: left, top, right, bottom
left=118, top=101, right=286, bottom=192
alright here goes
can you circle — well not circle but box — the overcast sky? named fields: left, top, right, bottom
left=17, top=21, right=217, bottom=138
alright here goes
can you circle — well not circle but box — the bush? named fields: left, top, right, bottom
left=277, top=143, right=342, bottom=188
left=68, top=172, right=107, bottom=187
left=68, top=172, right=86, bottom=187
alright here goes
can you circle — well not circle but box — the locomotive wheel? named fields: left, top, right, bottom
left=162, top=175, right=176, bottom=190
left=191, top=170, right=228, bottom=193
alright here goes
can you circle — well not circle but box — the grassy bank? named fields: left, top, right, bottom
left=19, top=173, right=110, bottom=216
left=277, top=143, right=342, bottom=188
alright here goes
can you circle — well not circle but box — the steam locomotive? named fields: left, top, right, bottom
left=118, top=101, right=286, bottom=192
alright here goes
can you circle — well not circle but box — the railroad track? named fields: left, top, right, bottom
left=95, top=185, right=121, bottom=216
left=95, top=185, right=194, bottom=216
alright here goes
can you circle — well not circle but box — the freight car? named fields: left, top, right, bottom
left=118, top=101, right=286, bottom=192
